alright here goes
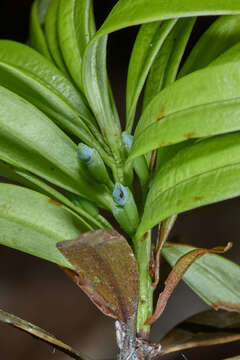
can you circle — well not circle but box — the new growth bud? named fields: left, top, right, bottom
left=78, top=143, right=113, bottom=189
left=112, top=183, right=139, bottom=235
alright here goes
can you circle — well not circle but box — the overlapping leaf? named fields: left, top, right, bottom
left=136, top=133, right=240, bottom=238
left=58, top=0, right=96, bottom=92
left=96, top=0, right=240, bottom=38
left=82, top=36, right=122, bottom=163
left=0, top=184, right=87, bottom=267
left=126, top=19, right=177, bottom=132
left=0, top=161, right=105, bottom=230
left=45, top=0, right=69, bottom=74
left=129, top=61, right=240, bottom=161
left=0, top=40, right=108, bottom=153
left=29, top=0, right=52, bottom=59
left=179, top=15, right=240, bottom=77
left=0, top=86, right=112, bottom=209
left=162, top=242, right=240, bottom=311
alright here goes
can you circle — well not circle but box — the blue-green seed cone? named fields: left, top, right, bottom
left=112, top=183, right=139, bottom=235
left=78, top=143, right=113, bottom=189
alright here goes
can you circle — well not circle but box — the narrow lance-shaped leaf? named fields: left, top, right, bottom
left=129, top=61, right=240, bottom=161
left=29, top=0, right=52, bottom=60
left=0, top=184, right=87, bottom=267
left=161, top=310, right=240, bottom=356
left=162, top=18, right=196, bottom=87
left=0, top=160, right=107, bottom=231
left=57, top=230, right=139, bottom=359
left=82, top=36, right=122, bottom=165
left=143, top=18, right=195, bottom=171
left=0, top=86, right=112, bottom=209
left=0, top=41, right=109, bottom=156
left=0, top=309, right=86, bottom=360
left=126, top=19, right=177, bottom=133
left=45, top=0, right=69, bottom=74
left=143, top=18, right=195, bottom=111
left=146, top=242, right=232, bottom=325
left=136, top=133, right=240, bottom=238
left=96, top=0, right=240, bottom=38
left=58, top=0, right=96, bottom=91
left=179, top=15, right=240, bottom=78
left=162, top=242, right=240, bottom=312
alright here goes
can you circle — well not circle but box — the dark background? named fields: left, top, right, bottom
left=0, top=1, right=240, bottom=359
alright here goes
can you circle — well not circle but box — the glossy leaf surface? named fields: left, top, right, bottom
left=0, top=85, right=111, bottom=208
left=162, top=243, right=240, bottom=311
left=130, top=61, right=240, bottom=160
left=57, top=230, right=139, bottom=322
left=180, top=15, right=240, bottom=77
left=58, top=0, right=95, bottom=91
left=126, top=19, right=177, bottom=132
left=136, top=133, right=240, bottom=237
left=82, top=36, right=122, bottom=159
left=0, top=184, right=87, bottom=267
left=161, top=309, right=240, bottom=356
left=45, top=0, right=69, bottom=74
left=0, top=161, right=103, bottom=230
left=0, top=40, right=101, bottom=148
left=29, top=0, right=52, bottom=59
left=97, top=0, right=240, bottom=37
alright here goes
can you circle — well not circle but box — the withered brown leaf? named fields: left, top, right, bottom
left=57, top=230, right=139, bottom=323
left=160, top=309, right=240, bottom=356
left=146, top=242, right=232, bottom=325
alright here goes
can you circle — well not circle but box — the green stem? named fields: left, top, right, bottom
left=133, top=230, right=154, bottom=338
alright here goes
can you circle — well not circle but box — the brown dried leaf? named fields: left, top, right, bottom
left=161, top=328, right=240, bottom=356
left=146, top=242, right=232, bottom=325
left=57, top=230, right=139, bottom=323
left=160, top=309, right=240, bottom=356
left=0, top=309, right=85, bottom=360
left=185, top=309, right=240, bottom=329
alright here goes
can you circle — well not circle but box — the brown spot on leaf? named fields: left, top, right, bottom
left=184, top=132, right=196, bottom=139
left=194, top=196, right=204, bottom=201
left=18, top=97, right=28, bottom=104
left=48, top=199, right=62, bottom=207
left=157, top=114, right=165, bottom=121
left=0, top=204, right=8, bottom=211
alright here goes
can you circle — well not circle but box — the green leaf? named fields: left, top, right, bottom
left=83, top=36, right=122, bottom=164
left=0, top=40, right=107, bottom=153
left=45, top=0, right=69, bottom=74
left=126, top=19, right=177, bottom=133
left=96, top=0, right=240, bottom=37
left=136, top=133, right=240, bottom=238
left=179, top=15, right=240, bottom=77
left=162, top=242, right=240, bottom=312
left=29, top=0, right=52, bottom=60
left=0, top=160, right=104, bottom=230
left=162, top=17, right=196, bottom=87
left=129, top=61, right=240, bottom=161
left=0, top=86, right=112, bottom=209
left=209, top=42, right=240, bottom=67
left=0, top=183, right=87, bottom=268
left=58, top=0, right=96, bottom=91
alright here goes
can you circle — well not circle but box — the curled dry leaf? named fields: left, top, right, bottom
left=160, top=309, right=240, bottom=356
left=57, top=230, right=139, bottom=323
left=146, top=242, right=232, bottom=325
left=0, top=309, right=85, bottom=360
